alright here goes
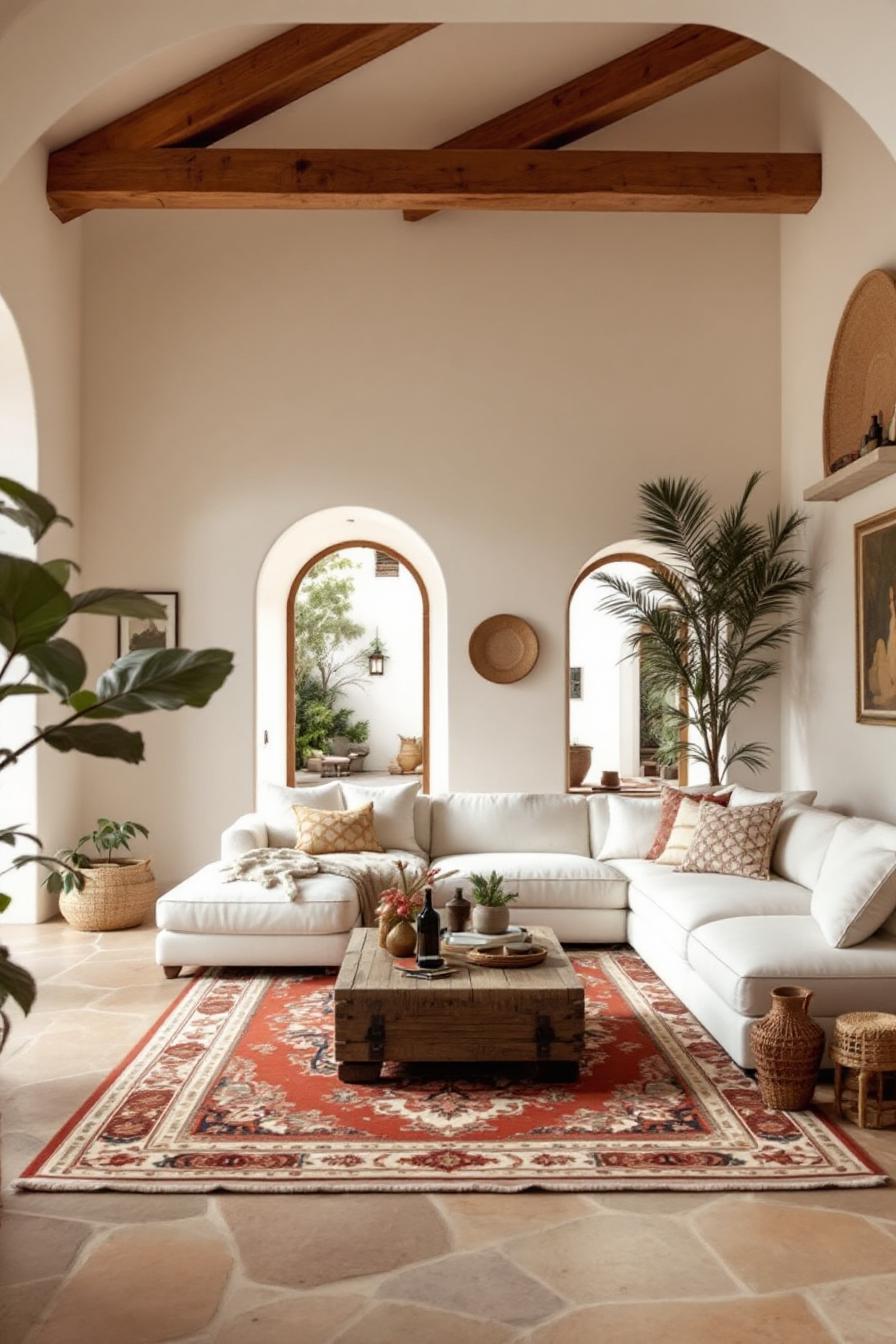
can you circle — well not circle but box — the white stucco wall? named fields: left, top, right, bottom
left=779, top=66, right=896, bottom=819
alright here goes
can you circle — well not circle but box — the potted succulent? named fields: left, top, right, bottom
left=45, top=818, right=155, bottom=932
left=469, top=871, right=519, bottom=936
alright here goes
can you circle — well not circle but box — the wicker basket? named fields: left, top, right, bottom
left=750, top=985, right=825, bottom=1111
left=59, top=858, right=157, bottom=932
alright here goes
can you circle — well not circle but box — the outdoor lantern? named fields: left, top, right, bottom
left=368, top=650, right=385, bottom=676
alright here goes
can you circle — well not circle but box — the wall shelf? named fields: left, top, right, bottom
left=803, top=445, right=896, bottom=502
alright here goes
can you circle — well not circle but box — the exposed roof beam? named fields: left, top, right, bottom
left=404, top=24, right=765, bottom=222
left=56, top=23, right=437, bottom=221
left=47, top=148, right=821, bottom=216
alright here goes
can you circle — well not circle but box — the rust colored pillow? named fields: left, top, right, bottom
left=646, top=786, right=731, bottom=861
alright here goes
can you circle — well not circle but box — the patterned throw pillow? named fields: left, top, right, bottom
left=647, top=785, right=731, bottom=861
left=655, top=796, right=705, bottom=866
left=680, top=799, right=783, bottom=881
left=293, top=801, right=383, bottom=855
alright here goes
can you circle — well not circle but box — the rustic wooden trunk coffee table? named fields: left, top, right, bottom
left=334, top=925, right=585, bottom=1082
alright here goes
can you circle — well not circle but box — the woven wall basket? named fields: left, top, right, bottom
left=59, top=858, right=157, bottom=932
left=824, top=269, right=896, bottom=474
left=469, top=614, right=539, bottom=684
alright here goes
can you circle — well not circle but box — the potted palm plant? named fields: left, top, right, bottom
left=469, top=871, right=519, bottom=935
left=593, top=473, right=809, bottom=785
left=46, top=818, right=154, bottom=932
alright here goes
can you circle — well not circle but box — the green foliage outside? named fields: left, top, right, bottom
left=0, top=475, right=233, bottom=1048
left=294, top=555, right=370, bottom=766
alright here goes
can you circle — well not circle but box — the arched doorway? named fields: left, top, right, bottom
left=566, top=548, right=688, bottom=792
left=286, top=541, right=429, bottom=789
left=255, top=506, right=448, bottom=799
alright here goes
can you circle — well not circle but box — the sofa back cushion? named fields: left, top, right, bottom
left=728, top=785, right=817, bottom=808
left=260, top=781, right=344, bottom=849
left=811, top=818, right=896, bottom=947
left=597, top=795, right=663, bottom=860
left=772, top=805, right=844, bottom=889
left=429, top=792, right=589, bottom=858
left=342, top=780, right=424, bottom=855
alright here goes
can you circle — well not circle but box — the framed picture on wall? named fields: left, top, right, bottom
left=856, top=509, right=896, bottom=724
left=117, top=592, right=179, bottom=657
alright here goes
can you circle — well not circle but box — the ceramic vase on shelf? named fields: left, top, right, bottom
left=472, top=904, right=510, bottom=936
left=568, top=744, right=592, bottom=788
left=750, top=986, right=825, bottom=1110
left=384, top=919, right=417, bottom=958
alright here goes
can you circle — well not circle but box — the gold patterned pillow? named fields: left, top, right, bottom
left=680, top=799, right=783, bottom=880
left=293, top=801, right=383, bottom=855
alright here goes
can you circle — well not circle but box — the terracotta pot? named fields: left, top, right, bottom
left=384, top=919, right=417, bottom=958
left=397, top=735, right=423, bottom=773
left=472, top=904, right=510, bottom=936
left=568, top=744, right=592, bottom=788
left=750, top=986, right=825, bottom=1110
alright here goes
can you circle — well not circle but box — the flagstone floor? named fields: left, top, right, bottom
left=2, top=918, right=896, bottom=1344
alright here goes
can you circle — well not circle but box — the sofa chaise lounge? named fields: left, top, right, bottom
left=155, top=782, right=896, bottom=1067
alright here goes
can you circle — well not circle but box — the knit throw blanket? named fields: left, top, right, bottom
left=221, top=848, right=425, bottom=926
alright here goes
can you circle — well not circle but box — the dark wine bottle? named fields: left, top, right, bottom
left=416, top=887, right=442, bottom=967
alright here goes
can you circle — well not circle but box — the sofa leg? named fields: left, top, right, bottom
left=163, top=965, right=182, bottom=980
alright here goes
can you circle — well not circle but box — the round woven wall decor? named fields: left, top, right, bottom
left=824, top=269, right=896, bottom=474
left=469, top=614, right=539, bottom=684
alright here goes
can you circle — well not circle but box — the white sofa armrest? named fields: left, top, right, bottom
left=221, top=813, right=269, bottom=860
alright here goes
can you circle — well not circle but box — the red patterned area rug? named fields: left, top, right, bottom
left=19, top=953, right=884, bottom=1193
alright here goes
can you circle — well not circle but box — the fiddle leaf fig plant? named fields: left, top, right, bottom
left=0, top=475, right=234, bottom=1049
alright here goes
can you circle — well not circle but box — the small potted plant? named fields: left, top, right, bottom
left=376, top=860, right=456, bottom=956
left=469, top=871, right=519, bottom=936
left=45, top=818, right=155, bottom=932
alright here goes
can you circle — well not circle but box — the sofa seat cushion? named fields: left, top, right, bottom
left=611, top=860, right=811, bottom=960
left=156, top=862, right=360, bottom=937
left=430, top=852, right=628, bottom=910
left=688, top=914, right=896, bottom=1018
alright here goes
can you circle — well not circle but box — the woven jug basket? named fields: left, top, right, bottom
left=59, top=858, right=157, bottom=932
left=750, top=985, right=825, bottom=1111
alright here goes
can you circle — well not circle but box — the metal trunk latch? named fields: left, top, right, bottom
left=536, top=1014, right=555, bottom=1060
left=366, top=1013, right=386, bottom=1061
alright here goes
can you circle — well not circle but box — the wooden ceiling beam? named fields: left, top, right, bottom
left=47, top=148, right=821, bottom=216
left=55, top=23, right=437, bottom=221
left=404, top=24, right=766, bottom=222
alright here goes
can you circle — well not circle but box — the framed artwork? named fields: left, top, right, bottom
left=117, top=592, right=179, bottom=657
left=856, top=509, right=896, bottom=724
left=569, top=666, right=583, bottom=700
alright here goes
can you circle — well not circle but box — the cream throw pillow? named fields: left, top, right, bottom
left=598, top=795, right=663, bottom=860
left=293, top=801, right=383, bottom=855
left=680, top=799, right=783, bottom=880
left=654, top=795, right=704, bottom=866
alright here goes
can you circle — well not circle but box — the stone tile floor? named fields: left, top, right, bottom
left=1, top=919, right=895, bottom=1343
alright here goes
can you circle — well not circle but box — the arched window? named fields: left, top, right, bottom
left=286, top=542, right=430, bottom=790
left=566, top=550, right=687, bottom=792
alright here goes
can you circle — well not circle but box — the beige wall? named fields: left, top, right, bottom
left=779, top=68, right=896, bottom=818
left=76, top=41, right=783, bottom=888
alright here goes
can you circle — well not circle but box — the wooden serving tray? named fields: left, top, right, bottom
left=466, top=945, right=548, bottom=969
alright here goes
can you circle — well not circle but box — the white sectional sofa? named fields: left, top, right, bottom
left=155, top=782, right=896, bottom=1068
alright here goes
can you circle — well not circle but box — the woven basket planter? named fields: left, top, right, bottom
left=59, top=858, right=157, bottom=932
left=750, top=986, right=825, bottom=1110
